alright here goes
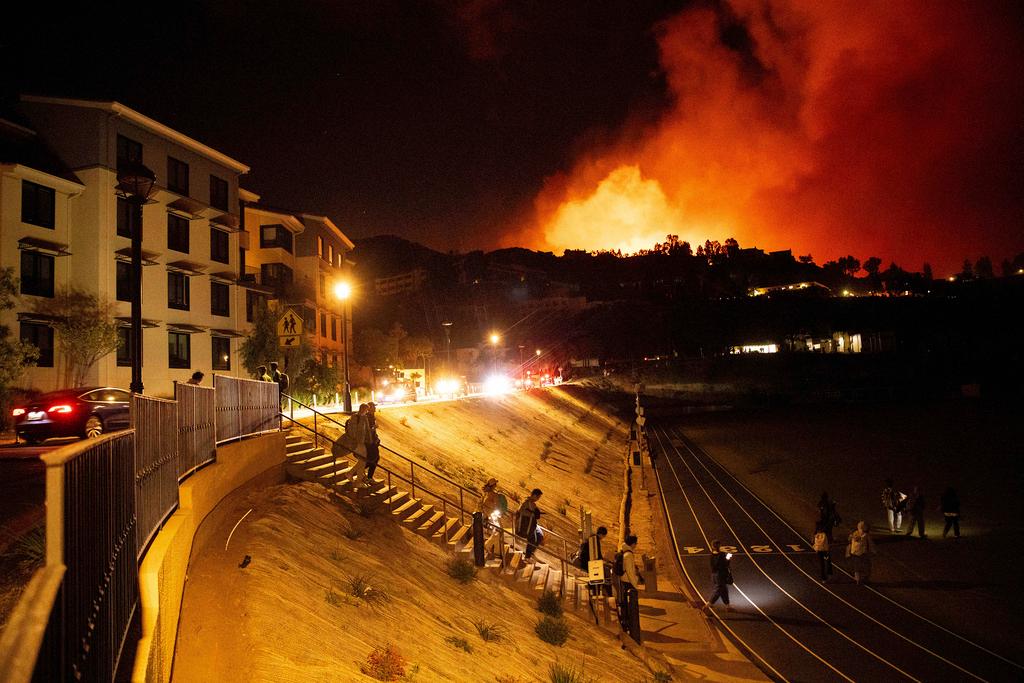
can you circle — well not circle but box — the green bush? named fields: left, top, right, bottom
left=444, top=635, right=474, bottom=653
left=473, top=619, right=507, bottom=642
left=549, top=659, right=592, bottom=683
left=537, top=589, right=563, bottom=617
left=446, top=555, right=477, bottom=584
left=535, top=616, right=570, bottom=646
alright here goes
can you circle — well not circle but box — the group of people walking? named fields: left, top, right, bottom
left=332, top=402, right=381, bottom=486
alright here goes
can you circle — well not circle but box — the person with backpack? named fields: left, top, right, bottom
left=577, top=526, right=608, bottom=570
left=847, top=520, right=874, bottom=584
left=812, top=523, right=833, bottom=582
left=361, top=402, right=381, bottom=486
left=702, top=539, right=734, bottom=612
left=516, top=489, right=544, bottom=559
left=333, top=403, right=370, bottom=485
left=882, top=478, right=906, bottom=533
left=615, top=534, right=644, bottom=641
left=270, top=361, right=289, bottom=393
left=256, top=365, right=272, bottom=382
left=817, top=492, right=841, bottom=543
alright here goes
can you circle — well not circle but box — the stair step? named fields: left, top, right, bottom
left=392, top=499, right=423, bottom=520
left=545, top=568, right=562, bottom=596
left=517, top=560, right=537, bottom=584
left=432, top=517, right=460, bottom=543
left=290, top=450, right=330, bottom=467
left=385, top=490, right=411, bottom=509
left=416, top=511, right=446, bottom=537
left=285, top=435, right=305, bottom=445
left=446, top=524, right=473, bottom=549
left=317, top=465, right=354, bottom=483
left=566, top=575, right=579, bottom=609
left=403, top=504, right=434, bottom=529
left=502, top=550, right=524, bottom=577
left=286, top=440, right=313, bottom=453
left=532, top=564, right=550, bottom=591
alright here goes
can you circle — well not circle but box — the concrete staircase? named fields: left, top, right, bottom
left=284, top=433, right=615, bottom=621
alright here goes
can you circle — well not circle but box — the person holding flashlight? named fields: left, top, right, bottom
left=703, top=539, right=734, bottom=612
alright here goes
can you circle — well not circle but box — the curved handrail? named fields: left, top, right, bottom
left=281, top=398, right=584, bottom=547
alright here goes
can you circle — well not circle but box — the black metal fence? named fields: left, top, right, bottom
left=214, top=375, right=280, bottom=444
left=50, top=432, right=140, bottom=681
left=174, top=382, right=216, bottom=479
left=131, top=394, right=180, bottom=556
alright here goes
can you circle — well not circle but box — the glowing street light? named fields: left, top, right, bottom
left=489, top=333, right=500, bottom=345
left=333, top=280, right=353, bottom=412
left=489, top=332, right=501, bottom=373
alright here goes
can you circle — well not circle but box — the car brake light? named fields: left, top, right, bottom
left=11, top=408, right=25, bottom=417
left=47, top=404, right=74, bottom=414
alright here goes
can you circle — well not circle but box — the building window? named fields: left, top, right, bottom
left=117, top=134, right=142, bottom=170
left=211, top=281, right=230, bottom=316
left=21, top=181, right=55, bottom=229
left=319, top=274, right=326, bottom=298
left=246, top=290, right=266, bottom=323
left=331, top=317, right=337, bottom=341
left=20, top=322, right=54, bottom=367
left=168, top=332, right=191, bottom=369
left=168, top=213, right=190, bottom=253
left=260, top=263, right=293, bottom=289
left=328, top=244, right=334, bottom=266
left=116, top=327, right=132, bottom=366
left=212, top=336, right=231, bottom=371
left=210, top=227, right=230, bottom=263
left=167, top=156, right=189, bottom=195
left=210, top=175, right=228, bottom=211
left=116, top=261, right=132, bottom=302
left=116, top=197, right=133, bottom=237
left=320, top=312, right=327, bottom=337
left=318, top=236, right=324, bottom=258
left=20, top=251, right=54, bottom=298
left=168, top=272, right=190, bottom=310
left=259, top=224, right=293, bottom=252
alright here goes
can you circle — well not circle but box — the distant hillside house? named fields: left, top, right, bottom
left=375, top=268, right=427, bottom=296
left=748, top=281, right=831, bottom=297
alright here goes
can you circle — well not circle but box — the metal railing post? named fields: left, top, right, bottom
left=459, top=490, right=465, bottom=526
left=410, top=462, right=416, bottom=499
left=388, top=471, right=393, bottom=511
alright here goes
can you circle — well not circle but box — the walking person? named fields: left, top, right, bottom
left=882, top=478, right=905, bottom=533
left=361, top=402, right=381, bottom=486
left=702, top=540, right=734, bottom=612
left=334, top=403, right=370, bottom=485
left=187, top=371, right=204, bottom=385
left=516, top=489, right=544, bottom=559
left=813, top=523, right=833, bottom=582
left=905, top=486, right=927, bottom=538
left=847, top=521, right=874, bottom=585
left=817, top=492, right=841, bottom=543
left=256, top=365, right=271, bottom=382
left=616, top=534, right=644, bottom=641
left=940, top=487, right=961, bottom=539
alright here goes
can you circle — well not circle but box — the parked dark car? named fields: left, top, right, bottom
left=12, top=387, right=132, bottom=444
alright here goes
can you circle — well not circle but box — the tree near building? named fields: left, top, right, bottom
left=239, top=301, right=314, bottom=381
left=0, top=268, right=39, bottom=414
left=31, top=287, right=118, bottom=387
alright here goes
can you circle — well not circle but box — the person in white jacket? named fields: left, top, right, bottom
left=617, top=534, right=644, bottom=641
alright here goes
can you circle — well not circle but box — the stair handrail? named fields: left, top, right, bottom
left=280, top=398, right=584, bottom=560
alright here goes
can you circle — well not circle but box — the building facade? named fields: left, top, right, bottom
left=4, top=96, right=251, bottom=396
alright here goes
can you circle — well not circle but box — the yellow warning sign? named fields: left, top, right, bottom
left=276, top=309, right=303, bottom=337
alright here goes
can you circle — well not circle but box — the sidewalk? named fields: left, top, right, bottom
left=630, top=460, right=768, bottom=682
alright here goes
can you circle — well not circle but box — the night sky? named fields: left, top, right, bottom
left=6, top=0, right=1023, bottom=273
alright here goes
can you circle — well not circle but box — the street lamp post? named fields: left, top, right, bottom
left=442, top=321, right=452, bottom=372
left=333, top=281, right=353, bottom=412
left=489, top=333, right=500, bottom=374
left=518, top=344, right=525, bottom=383
left=116, top=162, right=157, bottom=394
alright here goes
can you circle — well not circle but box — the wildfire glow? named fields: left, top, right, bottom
left=508, top=0, right=1024, bottom=272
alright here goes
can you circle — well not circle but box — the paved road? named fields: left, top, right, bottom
left=650, top=423, right=1024, bottom=682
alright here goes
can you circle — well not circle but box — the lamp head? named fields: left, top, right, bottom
left=333, top=281, right=352, bottom=300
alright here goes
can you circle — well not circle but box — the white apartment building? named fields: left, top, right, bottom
left=4, top=96, right=251, bottom=396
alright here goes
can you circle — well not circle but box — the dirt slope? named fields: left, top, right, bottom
left=173, top=482, right=646, bottom=682
left=174, top=387, right=655, bottom=682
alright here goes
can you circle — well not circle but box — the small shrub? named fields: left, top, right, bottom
left=400, top=417, right=410, bottom=428
left=535, top=616, right=570, bottom=646
left=557, top=504, right=567, bottom=515
left=325, top=588, right=342, bottom=607
left=473, top=619, right=507, bottom=642
left=495, top=676, right=526, bottom=683
left=518, top=479, right=527, bottom=489
left=344, top=527, right=364, bottom=541
left=653, top=672, right=672, bottom=682
left=444, top=635, right=474, bottom=653
left=446, top=555, right=477, bottom=583
left=549, top=660, right=592, bottom=683
left=362, top=643, right=406, bottom=681
left=1, top=524, right=45, bottom=570
left=346, top=574, right=390, bottom=605
left=475, top=436, right=485, bottom=446
left=507, top=490, right=522, bottom=504
left=537, top=590, right=563, bottom=617
left=329, top=549, right=343, bottom=561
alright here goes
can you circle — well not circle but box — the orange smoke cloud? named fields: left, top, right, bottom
left=510, top=0, right=1024, bottom=272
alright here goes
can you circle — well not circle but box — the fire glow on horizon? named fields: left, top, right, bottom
left=509, top=0, right=1024, bottom=270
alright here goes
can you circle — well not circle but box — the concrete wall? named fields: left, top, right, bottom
left=131, top=431, right=285, bottom=683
